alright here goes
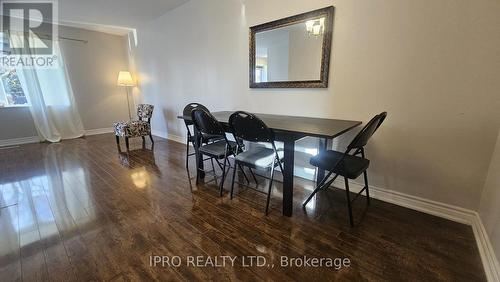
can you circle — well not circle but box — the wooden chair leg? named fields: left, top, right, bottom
left=344, top=177, right=354, bottom=227
left=149, top=134, right=154, bottom=144
left=125, top=137, right=130, bottom=151
left=142, top=136, right=146, bottom=148
left=115, top=136, right=122, bottom=153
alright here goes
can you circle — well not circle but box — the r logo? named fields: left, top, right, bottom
left=2, top=1, right=54, bottom=55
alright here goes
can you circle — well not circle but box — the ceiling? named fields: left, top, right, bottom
left=58, top=0, right=190, bottom=35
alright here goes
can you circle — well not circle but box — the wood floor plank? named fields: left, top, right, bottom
left=0, top=205, right=21, bottom=282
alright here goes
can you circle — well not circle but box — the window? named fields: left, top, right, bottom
left=255, top=65, right=268, bottom=83
left=0, top=68, right=28, bottom=107
left=0, top=33, right=28, bottom=107
left=0, top=69, right=28, bottom=106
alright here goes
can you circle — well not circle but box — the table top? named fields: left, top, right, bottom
left=178, top=111, right=361, bottom=139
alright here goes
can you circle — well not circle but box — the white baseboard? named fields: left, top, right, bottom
left=0, top=136, right=39, bottom=147
left=471, top=213, right=500, bottom=282
left=332, top=179, right=475, bottom=224
left=331, top=179, right=499, bottom=281
left=166, top=133, right=185, bottom=144
left=152, top=130, right=187, bottom=144
left=151, top=129, right=168, bottom=139
left=85, top=127, right=114, bottom=136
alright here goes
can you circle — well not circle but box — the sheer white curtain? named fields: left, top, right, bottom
left=10, top=34, right=84, bottom=143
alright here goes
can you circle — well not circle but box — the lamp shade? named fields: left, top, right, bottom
left=117, top=71, right=135, bottom=86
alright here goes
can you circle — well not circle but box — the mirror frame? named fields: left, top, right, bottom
left=249, top=6, right=334, bottom=89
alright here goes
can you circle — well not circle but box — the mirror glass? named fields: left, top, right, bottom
left=254, top=18, right=325, bottom=83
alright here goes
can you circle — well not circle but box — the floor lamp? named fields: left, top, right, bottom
left=117, top=71, right=136, bottom=120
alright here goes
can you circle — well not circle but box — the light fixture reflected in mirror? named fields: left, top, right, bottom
left=305, top=17, right=325, bottom=36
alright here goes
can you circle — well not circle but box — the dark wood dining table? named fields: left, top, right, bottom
left=178, top=111, right=361, bottom=217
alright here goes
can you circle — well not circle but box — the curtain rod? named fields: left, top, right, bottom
left=5, top=31, right=88, bottom=44
left=37, top=34, right=88, bottom=44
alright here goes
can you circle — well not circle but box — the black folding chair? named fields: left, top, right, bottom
left=182, top=103, right=223, bottom=171
left=191, top=108, right=250, bottom=196
left=303, top=112, right=387, bottom=226
left=229, top=111, right=284, bottom=215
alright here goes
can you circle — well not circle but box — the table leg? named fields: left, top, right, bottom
left=282, top=139, right=295, bottom=217
left=316, top=138, right=328, bottom=183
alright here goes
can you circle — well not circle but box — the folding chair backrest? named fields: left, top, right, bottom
left=183, top=103, right=209, bottom=125
left=229, top=111, right=275, bottom=143
left=376, top=112, right=387, bottom=131
left=347, top=113, right=387, bottom=150
left=191, top=108, right=226, bottom=137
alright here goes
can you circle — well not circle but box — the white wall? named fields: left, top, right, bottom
left=59, top=25, right=131, bottom=131
left=0, top=25, right=130, bottom=141
left=0, top=107, right=37, bottom=139
left=130, top=0, right=500, bottom=211
left=479, top=131, right=500, bottom=261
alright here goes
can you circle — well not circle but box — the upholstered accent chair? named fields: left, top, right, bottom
left=114, top=104, right=154, bottom=150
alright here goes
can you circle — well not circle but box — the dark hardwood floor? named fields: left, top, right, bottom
left=0, top=134, right=486, bottom=281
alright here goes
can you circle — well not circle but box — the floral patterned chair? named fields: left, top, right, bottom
left=114, top=104, right=154, bottom=150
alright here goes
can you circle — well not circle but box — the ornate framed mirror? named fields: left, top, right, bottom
left=249, top=6, right=334, bottom=88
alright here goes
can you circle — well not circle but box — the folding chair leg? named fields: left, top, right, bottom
left=302, top=170, right=334, bottom=208
left=360, top=148, right=370, bottom=206
left=195, top=153, right=200, bottom=185
left=219, top=156, right=228, bottom=197
left=363, top=170, right=371, bottom=206
left=230, top=163, right=237, bottom=199
left=321, top=174, right=339, bottom=190
left=265, top=163, right=276, bottom=215
left=344, top=177, right=354, bottom=227
left=249, top=168, right=258, bottom=184
left=215, top=159, right=224, bottom=170
left=211, top=158, right=217, bottom=185
left=238, top=164, right=250, bottom=184
left=185, top=137, right=190, bottom=170
left=224, top=158, right=232, bottom=175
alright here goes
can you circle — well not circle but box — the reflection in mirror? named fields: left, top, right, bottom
left=249, top=6, right=334, bottom=88
left=255, top=18, right=325, bottom=83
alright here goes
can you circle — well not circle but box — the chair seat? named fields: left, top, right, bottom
left=235, top=146, right=283, bottom=169
left=188, top=134, right=224, bottom=144
left=114, top=120, right=151, bottom=138
left=310, top=150, right=369, bottom=179
left=199, top=140, right=237, bottom=159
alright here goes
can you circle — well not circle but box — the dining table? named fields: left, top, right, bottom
left=178, top=111, right=361, bottom=217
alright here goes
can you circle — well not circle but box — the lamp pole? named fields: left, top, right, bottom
left=117, top=71, right=135, bottom=121
left=126, top=86, right=132, bottom=121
